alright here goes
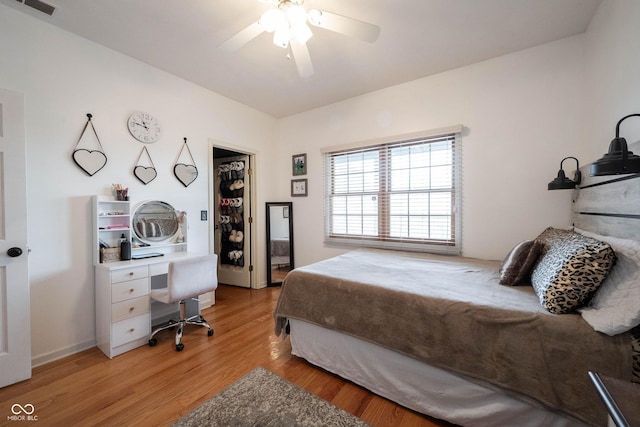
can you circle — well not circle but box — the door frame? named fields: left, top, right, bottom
left=208, top=140, right=257, bottom=288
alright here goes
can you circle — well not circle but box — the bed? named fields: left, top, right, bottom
left=274, top=153, right=640, bottom=427
left=270, top=237, right=291, bottom=268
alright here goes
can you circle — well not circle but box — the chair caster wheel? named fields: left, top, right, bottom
left=208, top=329, right=214, bottom=336
left=176, top=343, right=184, bottom=351
left=149, top=339, right=157, bottom=347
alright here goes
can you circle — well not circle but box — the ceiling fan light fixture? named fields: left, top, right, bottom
left=286, top=5, right=307, bottom=26
left=259, top=8, right=286, bottom=33
left=273, top=28, right=290, bottom=48
left=222, top=0, right=380, bottom=78
left=307, top=9, right=323, bottom=26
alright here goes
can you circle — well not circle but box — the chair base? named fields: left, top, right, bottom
left=148, top=299, right=213, bottom=351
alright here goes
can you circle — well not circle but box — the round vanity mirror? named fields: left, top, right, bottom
left=132, top=200, right=179, bottom=245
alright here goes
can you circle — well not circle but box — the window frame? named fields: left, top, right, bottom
left=323, top=127, right=462, bottom=255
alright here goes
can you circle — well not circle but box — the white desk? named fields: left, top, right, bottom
left=94, top=252, right=210, bottom=358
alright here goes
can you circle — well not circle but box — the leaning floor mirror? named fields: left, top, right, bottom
left=266, top=202, right=294, bottom=286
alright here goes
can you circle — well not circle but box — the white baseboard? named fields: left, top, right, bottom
left=31, top=338, right=97, bottom=368
left=199, top=290, right=214, bottom=308
left=32, top=292, right=217, bottom=368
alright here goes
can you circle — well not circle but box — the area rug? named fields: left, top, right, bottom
left=173, top=367, right=370, bottom=426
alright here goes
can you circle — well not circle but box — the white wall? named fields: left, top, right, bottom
left=278, top=36, right=587, bottom=265
left=0, top=5, right=278, bottom=365
left=269, top=206, right=290, bottom=240
left=583, top=0, right=640, bottom=160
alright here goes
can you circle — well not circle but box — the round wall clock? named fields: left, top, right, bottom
left=127, top=111, right=161, bottom=143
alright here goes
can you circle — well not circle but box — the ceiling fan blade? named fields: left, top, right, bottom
left=219, top=21, right=265, bottom=52
left=310, top=11, right=380, bottom=43
left=290, top=40, right=314, bottom=78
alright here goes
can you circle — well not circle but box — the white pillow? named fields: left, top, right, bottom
left=575, top=228, right=640, bottom=335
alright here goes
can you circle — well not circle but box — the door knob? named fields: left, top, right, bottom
left=7, top=247, right=23, bottom=257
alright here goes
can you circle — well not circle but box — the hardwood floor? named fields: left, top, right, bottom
left=0, top=285, right=455, bottom=427
left=270, top=265, right=290, bottom=282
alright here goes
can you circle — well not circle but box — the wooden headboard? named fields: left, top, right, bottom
left=572, top=141, right=640, bottom=240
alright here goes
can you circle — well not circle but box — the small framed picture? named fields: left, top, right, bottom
left=291, top=179, right=308, bottom=197
left=292, top=153, right=307, bottom=176
left=283, top=206, right=289, bottom=218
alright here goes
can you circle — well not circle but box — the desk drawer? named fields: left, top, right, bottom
left=149, top=262, right=169, bottom=277
left=112, top=314, right=150, bottom=347
left=111, top=266, right=148, bottom=284
left=112, top=296, right=149, bottom=323
left=112, top=278, right=148, bottom=303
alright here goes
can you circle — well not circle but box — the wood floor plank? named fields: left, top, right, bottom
left=0, top=285, right=452, bottom=427
left=361, top=397, right=406, bottom=427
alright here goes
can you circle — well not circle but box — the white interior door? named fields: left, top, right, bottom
left=213, top=154, right=252, bottom=288
left=0, top=88, right=30, bottom=387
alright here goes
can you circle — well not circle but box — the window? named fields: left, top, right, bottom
left=323, top=127, right=461, bottom=254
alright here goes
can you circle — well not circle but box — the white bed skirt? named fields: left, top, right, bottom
left=289, top=319, right=587, bottom=427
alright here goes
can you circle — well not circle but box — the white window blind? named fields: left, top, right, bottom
left=323, top=130, right=461, bottom=254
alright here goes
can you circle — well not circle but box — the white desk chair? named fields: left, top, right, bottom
left=148, top=254, right=218, bottom=351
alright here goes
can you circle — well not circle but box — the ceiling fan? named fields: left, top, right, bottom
left=219, top=0, right=381, bottom=78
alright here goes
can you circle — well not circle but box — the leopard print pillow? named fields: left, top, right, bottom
left=531, top=227, right=616, bottom=314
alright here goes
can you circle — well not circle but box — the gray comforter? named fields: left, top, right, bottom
left=274, top=249, right=633, bottom=426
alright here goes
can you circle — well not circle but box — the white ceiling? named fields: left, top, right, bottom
left=2, top=0, right=602, bottom=118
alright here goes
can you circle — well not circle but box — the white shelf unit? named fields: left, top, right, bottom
left=92, top=196, right=212, bottom=358
left=93, top=196, right=190, bottom=264
left=93, top=196, right=131, bottom=265
left=131, top=241, right=188, bottom=255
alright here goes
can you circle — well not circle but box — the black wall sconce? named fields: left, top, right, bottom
left=548, top=156, right=582, bottom=190
left=591, top=113, right=640, bottom=176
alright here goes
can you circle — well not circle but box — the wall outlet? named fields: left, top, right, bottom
left=201, top=210, right=207, bottom=221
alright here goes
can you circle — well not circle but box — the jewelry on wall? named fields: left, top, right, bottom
left=71, top=113, right=108, bottom=176
left=133, top=145, right=157, bottom=185
left=173, top=137, right=198, bottom=187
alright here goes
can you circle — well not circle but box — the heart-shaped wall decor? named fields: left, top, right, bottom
left=174, top=163, right=198, bottom=187
left=134, top=166, right=157, bottom=185
left=72, top=149, right=107, bottom=176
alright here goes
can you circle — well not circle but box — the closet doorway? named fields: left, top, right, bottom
left=210, top=143, right=255, bottom=288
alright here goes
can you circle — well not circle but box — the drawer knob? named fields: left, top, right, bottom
left=128, top=328, right=135, bottom=333
left=129, top=307, right=135, bottom=313
left=129, top=288, right=134, bottom=293
left=129, top=272, right=134, bottom=276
